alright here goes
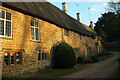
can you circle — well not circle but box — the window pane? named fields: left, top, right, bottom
left=31, top=20, right=34, bottom=26
left=38, top=51, right=41, bottom=60
left=31, top=27, right=34, bottom=39
left=6, top=12, right=11, bottom=20
left=0, top=11, right=5, bottom=19
left=64, top=29, right=68, bottom=36
left=16, top=53, right=20, bottom=64
left=75, top=50, right=79, bottom=57
left=11, top=53, right=14, bottom=64
left=0, top=20, right=4, bottom=35
left=4, top=53, right=10, bottom=66
left=6, top=21, right=11, bottom=37
left=35, top=28, right=39, bottom=40
left=45, top=52, right=47, bottom=60
left=42, top=52, right=44, bottom=60
left=79, top=34, right=81, bottom=40
left=35, top=21, right=38, bottom=27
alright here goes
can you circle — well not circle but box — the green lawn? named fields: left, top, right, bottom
left=3, top=64, right=90, bottom=79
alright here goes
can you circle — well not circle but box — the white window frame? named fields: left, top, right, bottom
left=0, top=9, right=12, bottom=38
left=31, top=19, right=40, bottom=41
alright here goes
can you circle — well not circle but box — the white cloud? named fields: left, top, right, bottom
left=90, top=5, right=102, bottom=13
left=104, top=2, right=108, bottom=6
left=90, top=2, right=108, bottom=13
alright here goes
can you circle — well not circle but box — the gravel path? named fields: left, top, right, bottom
left=60, top=52, right=119, bottom=78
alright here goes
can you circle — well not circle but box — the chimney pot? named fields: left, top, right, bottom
left=62, top=2, right=68, bottom=14
left=90, top=21, right=94, bottom=29
left=77, top=13, right=81, bottom=22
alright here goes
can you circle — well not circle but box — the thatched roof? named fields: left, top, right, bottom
left=2, top=2, right=97, bottom=36
left=82, top=23, right=97, bottom=35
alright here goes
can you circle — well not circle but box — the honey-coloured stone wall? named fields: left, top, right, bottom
left=0, top=6, right=102, bottom=74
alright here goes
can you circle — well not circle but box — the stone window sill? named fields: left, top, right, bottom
left=3, top=64, right=22, bottom=67
left=0, top=36, right=13, bottom=40
left=30, top=39, right=41, bottom=43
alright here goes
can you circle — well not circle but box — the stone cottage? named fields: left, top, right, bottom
left=0, top=2, right=102, bottom=73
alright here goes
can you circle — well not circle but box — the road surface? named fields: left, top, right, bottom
left=60, top=52, right=119, bottom=78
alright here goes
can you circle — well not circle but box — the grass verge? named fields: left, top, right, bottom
left=2, top=64, right=90, bottom=79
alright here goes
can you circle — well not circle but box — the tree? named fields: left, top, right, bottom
left=94, top=12, right=120, bottom=42
left=94, top=1, right=120, bottom=42
left=107, top=1, right=120, bottom=14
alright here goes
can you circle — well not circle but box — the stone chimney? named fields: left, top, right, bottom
left=77, top=13, right=81, bottom=22
left=90, top=21, right=94, bottom=29
left=62, top=2, right=68, bottom=14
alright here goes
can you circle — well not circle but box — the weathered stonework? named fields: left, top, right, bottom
left=0, top=6, right=102, bottom=74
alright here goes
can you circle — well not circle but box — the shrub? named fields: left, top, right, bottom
left=97, top=49, right=111, bottom=57
left=83, top=58, right=93, bottom=63
left=37, top=65, right=52, bottom=73
left=2, top=73, right=9, bottom=79
left=97, top=53, right=104, bottom=57
left=90, top=56, right=98, bottom=63
left=52, top=41, right=76, bottom=68
left=77, top=56, right=84, bottom=63
left=104, top=52, right=112, bottom=55
left=23, top=70, right=31, bottom=75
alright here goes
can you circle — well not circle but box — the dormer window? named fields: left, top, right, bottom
left=0, top=10, right=12, bottom=37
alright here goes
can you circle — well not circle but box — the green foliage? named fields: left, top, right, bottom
left=37, top=65, right=52, bottom=73
left=90, top=56, right=98, bottom=63
left=83, top=58, right=93, bottom=63
left=97, top=53, right=105, bottom=57
left=77, top=56, right=84, bottom=63
left=23, top=70, right=31, bottom=75
left=94, top=12, right=120, bottom=42
left=52, top=41, right=76, bottom=68
left=2, top=65, right=89, bottom=79
left=95, top=1, right=120, bottom=42
left=104, top=52, right=112, bottom=55
left=103, top=42, right=120, bottom=51
left=96, top=49, right=108, bottom=57
left=107, top=1, right=120, bottom=14
left=2, top=73, right=9, bottom=80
